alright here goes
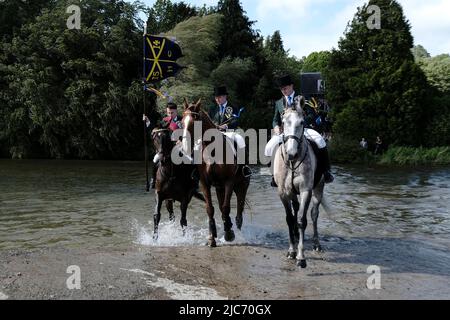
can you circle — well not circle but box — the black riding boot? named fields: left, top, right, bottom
left=318, top=147, right=334, bottom=184
left=150, top=163, right=158, bottom=189
left=267, top=163, right=277, bottom=188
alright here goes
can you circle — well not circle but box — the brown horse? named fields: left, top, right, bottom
left=151, top=126, right=205, bottom=240
left=181, top=99, right=250, bottom=247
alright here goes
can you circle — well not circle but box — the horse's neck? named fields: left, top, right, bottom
left=200, top=112, right=216, bottom=131
left=298, top=133, right=309, bottom=160
left=196, top=112, right=217, bottom=148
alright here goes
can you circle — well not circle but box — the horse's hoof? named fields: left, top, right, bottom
left=313, top=245, right=323, bottom=252
left=153, top=233, right=159, bottom=241
left=287, top=252, right=297, bottom=260
left=236, top=216, right=243, bottom=230
left=224, top=230, right=235, bottom=242
left=297, top=260, right=307, bottom=269
left=208, top=239, right=217, bottom=248
left=182, top=228, right=187, bottom=237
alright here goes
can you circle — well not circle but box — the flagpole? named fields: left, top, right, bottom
left=143, top=24, right=150, bottom=192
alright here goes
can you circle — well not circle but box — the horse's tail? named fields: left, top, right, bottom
left=320, top=195, right=335, bottom=221
left=193, top=190, right=206, bottom=203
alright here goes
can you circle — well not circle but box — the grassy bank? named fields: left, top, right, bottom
left=378, top=146, right=450, bottom=166
left=329, top=136, right=450, bottom=166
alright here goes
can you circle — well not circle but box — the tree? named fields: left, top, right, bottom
left=418, top=54, right=450, bottom=94
left=266, top=31, right=285, bottom=55
left=146, top=0, right=198, bottom=34
left=418, top=54, right=450, bottom=146
left=0, top=0, right=55, bottom=42
left=158, top=14, right=223, bottom=109
left=326, top=0, right=430, bottom=147
left=0, top=0, right=145, bottom=159
left=302, top=51, right=331, bottom=74
left=412, top=45, right=431, bottom=61
left=216, top=0, right=259, bottom=60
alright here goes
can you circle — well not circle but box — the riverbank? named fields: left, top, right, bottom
left=1, top=235, right=450, bottom=300
left=330, top=143, right=450, bottom=166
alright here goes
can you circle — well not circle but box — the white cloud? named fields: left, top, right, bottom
left=254, top=0, right=362, bottom=57
left=139, top=0, right=450, bottom=57
left=398, top=0, right=450, bottom=55
left=254, top=0, right=450, bottom=57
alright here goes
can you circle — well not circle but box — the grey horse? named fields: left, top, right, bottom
left=273, top=96, right=325, bottom=269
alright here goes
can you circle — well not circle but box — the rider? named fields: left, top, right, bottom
left=144, top=102, right=183, bottom=189
left=208, top=86, right=252, bottom=177
left=265, top=75, right=334, bottom=187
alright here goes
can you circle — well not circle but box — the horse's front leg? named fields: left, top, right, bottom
left=153, top=193, right=163, bottom=241
left=311, top=182, right=325, bottom=252
left=180, top=198, right=188, bottom=236
left=221, top=183, right=235, bottom=242
left=234, top=178, right=250, bottom=231
left=166, top=200, right=175, bottom=222
left=297, top=190, right=312, bottom=268
left=280, top=194, right=297, bottom=260
left=292, top=196, right=300, bottom=248
left=203, top=184, right=217, bottom=247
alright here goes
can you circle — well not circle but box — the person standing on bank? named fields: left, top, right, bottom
left=265, top=75, right=334, bottom=187
left=144, top=102, right=183, bottom=189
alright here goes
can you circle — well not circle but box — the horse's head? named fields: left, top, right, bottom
left=151, top=124, right=173, bottom=162
left=283, top=96, right=306, bottom=161
left=181, top=98, right=202, bottom=155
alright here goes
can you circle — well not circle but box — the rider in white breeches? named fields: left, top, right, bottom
left=265, top=75, right=334, bottom=187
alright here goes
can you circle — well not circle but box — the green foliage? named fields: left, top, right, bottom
left=157, top=14, right=223, bottom=110
left=146, top=0, right=198, bottom=34
left=379, top=146, right=450, bottom=166
left=418, top=54, right=450, bottom=94
left=424, top=94, right=450, bottom=147
left=0, top=0, right=144, bottom=159
left=302, top=51, right=330, bottom=74
left=412, top=45, right=430, bottom=60
left=266, top=31, right=285, bottom=55
left=210, top=57, right=256, bottom=107
left=327, top=0, right=430, bottom=147
left=415, top=51, right=450, bottom=146
left=216, top=0, right=259, bottom=60
left=2, top=0, right=446, bottom=161
left=329, top=135, right=376, bottom=164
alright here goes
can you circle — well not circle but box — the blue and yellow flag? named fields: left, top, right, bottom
left=144, top=35, right=184, bottom=83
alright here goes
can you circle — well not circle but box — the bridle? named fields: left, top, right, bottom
left=152, top=128, right=175, bottom=180
left=280, top=108, right=309, bottom=189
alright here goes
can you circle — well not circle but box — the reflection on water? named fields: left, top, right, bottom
left=0, top=160, right=449, bottom=251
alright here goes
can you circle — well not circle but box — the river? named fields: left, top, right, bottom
left=1, top=160, right=449, bottom=251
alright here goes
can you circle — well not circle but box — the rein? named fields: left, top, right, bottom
left=183, top=109, right=240, bottom=176
left=281, top=131, right=309, bottom=194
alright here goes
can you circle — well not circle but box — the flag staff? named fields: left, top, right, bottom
left=143, top=24, right=150, bottom=192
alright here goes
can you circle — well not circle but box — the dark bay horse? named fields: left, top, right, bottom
left=151, top=126, right=205, bottom=240
left=181, top=99, right=250, bottom=247
left=273, top=96, right=325, bottom=269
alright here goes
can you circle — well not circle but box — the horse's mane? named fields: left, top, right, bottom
left=199, top=109, right=217, bottom=129
left=185, top=104, right=217, bottom=129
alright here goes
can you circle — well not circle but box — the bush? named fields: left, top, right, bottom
left=379, top=146, right=450, bottom=166
left=329, top=135, right=376, bottom=164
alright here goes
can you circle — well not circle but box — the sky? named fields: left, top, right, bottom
left=136, top=0, right=450, bottom=58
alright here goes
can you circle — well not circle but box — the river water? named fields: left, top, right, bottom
left=0, top=160, right=449, bottom=252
